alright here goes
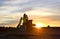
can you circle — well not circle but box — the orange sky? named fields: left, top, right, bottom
left=0, top=0, right=60, bottom=27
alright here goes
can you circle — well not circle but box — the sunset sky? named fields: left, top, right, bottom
left=0, top=0, right=60, bottom=27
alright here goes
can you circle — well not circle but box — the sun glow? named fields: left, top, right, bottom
left=35, top=22, right=44, bottom=28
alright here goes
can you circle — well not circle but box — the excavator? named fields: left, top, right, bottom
left=17, top=14, right=35, bottom=32
left=17, top=14, right=28, bottom=28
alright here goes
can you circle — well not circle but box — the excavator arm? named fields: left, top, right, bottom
left=17, top=17, right=22, bottom=28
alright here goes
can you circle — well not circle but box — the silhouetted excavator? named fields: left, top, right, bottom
left=17, top=14, right=28, bottom=28
left=17, top=14, right=35, bottom=32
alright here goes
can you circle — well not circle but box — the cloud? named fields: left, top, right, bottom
left=0, top=0, right=60, bottom=14
left=39, top=15, right=60, bottom=22
left=49, top=15, right=60, bottom=21
left=0, top=0, right=60, bottom=26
